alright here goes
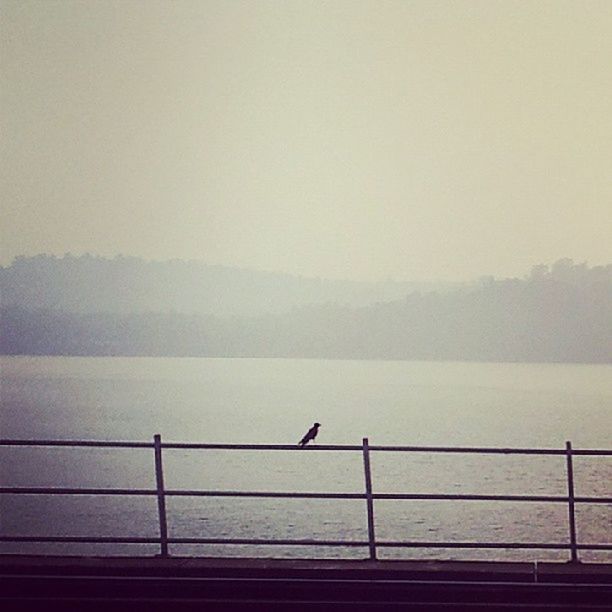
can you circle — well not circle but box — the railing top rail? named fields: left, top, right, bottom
left=1, top=438, right=611, bottom=455
left=162, top=443, right=363, bottom=451
left=369, top=445, right=612, bottom=456
left=0, top=439, right=153, bottom=449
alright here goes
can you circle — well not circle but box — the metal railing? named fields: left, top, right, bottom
left=1, top=436, right=611, bottom=562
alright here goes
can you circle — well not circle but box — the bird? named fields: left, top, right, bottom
left=298, top=422, right=321, bottom=447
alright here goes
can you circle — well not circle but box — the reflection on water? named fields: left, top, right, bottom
left=1, top=357, right=611, bottom=561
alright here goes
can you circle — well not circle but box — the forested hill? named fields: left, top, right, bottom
left=1, top=257, right=610, bottom=362
left=0, top=254, right=447, bottom=317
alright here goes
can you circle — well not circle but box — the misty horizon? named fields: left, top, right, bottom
left=2, top=254, right=609, bottom=363
left=1, top=251, right=463, bottom=285
left=4, top=251, right=610, bottom=286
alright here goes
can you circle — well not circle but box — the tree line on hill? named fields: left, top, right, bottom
left=0, top=253, right=447, bottom=316
left=1, top=255, right=610, bottom=362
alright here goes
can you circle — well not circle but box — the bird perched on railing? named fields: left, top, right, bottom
left=298, top=422, right=321, bottom=447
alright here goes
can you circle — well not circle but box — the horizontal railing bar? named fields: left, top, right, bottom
left=375, top=542, right=612, bottom=550
left=0, top=536, right=160, bottom=543
left=0, top=440, right=153, bottom=449
left=3, top=535, right=610, bottom=550
left=382, top=543, right=608, bottom=551
left=375, top=493, right=570, bottom=502
left=369, top=446, right=611, bottom=456
left=2, top=535, right=610, bottom=550
left=374, top=493, right=612, bottom=504
left=0, top=487, right=364, bottom=499
left=368, top=446, right=563, bottom=455
left=0, top=536, right=366, bottom=546
left=147, top=491, right=612, bottom=504
left=0, top=488, right=157, bottom=496
left=2, top=487, right=610, bottom=504
left=175, top=444, right=612, bottom=455
left=0, top=441, right=359, bottom=451
left=173, top=540, right=612, bottom=551
left=162, top=443, right=363, bottom=451
left=169, top=539, right=611, bottom=550
left=377, top=542, right=570, bottom=550
left=165, top=490, right=365, bottom=499
left=2, top=439, right=610, bottom=455
left=169, top=538, right=369, bottom=546
left=575, top=497, right=612, bottom=504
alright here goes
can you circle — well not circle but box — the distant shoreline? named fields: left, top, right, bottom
left=2, top=353, right=610, bottom=366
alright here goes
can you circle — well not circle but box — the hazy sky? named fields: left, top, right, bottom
left=2, top=0, right=611, bottom=281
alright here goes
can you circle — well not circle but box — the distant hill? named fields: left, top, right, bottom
left=0, top=254, right=454, bottom=317
left=1, top=256, right=610, bottom=362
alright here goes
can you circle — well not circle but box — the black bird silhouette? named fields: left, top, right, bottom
left=298, top=422, right=321, bottom=447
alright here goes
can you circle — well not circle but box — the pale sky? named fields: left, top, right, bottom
left=2, top=0, right=611, bottom=281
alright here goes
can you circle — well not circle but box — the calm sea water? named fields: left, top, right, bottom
left=1, top=356, right=611, bottom=561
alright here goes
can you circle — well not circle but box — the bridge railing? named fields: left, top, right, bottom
left=1, top=436, right=611, bottom=561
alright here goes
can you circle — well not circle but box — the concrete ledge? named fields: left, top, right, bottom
left=1, top=554, right=610, bottom=582
left=2, top=555, right=611, bottom=611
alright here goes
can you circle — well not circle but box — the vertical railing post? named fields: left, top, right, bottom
left=154, top=434, right=169, bottom=557
left=565, top=441, right=579, bottom=563
left=362, top=437, right=377, bottom=560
